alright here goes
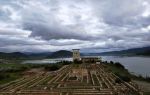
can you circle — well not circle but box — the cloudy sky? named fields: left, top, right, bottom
left=0, top=0, right=150, bottom=53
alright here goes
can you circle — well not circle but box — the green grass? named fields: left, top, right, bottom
left=105, top=63, right=131, bottom=77
left=104, top=62, right=150, bottom=95
left=0, top=63, right=23, bottom=68
left=104, top=63, right=150, bottom=82
left=144, top=92, right=150, bottom=95
left=0, top=60, right=72, bottom=85
left=0, top=72, right=22, bottom=84
left=0, top=63, right=40, bottom=85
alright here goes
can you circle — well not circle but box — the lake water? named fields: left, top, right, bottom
left=23, top=56, right=150, bottom=77
left=101, top=56, right=150, bottom=77
left=22, top=58, right=73, bottom=64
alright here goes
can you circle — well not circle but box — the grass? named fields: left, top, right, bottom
left=0, top=72, right=22, bottom=84
left=0, top=60, right=72, bottom=85
left=104, top=62, right=150, bottom=82
left=0, top=63, right=41, bottom=85
left=143, top=92, right=150, bottom=95
left=106, top=63, right=130, bottom=76
left=103, top=61, right=150, bottom=95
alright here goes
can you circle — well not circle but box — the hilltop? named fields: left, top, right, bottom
left=47, top=50, right=72, bottom=58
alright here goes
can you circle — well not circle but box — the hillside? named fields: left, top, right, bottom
left=0, top=50, right=72, bottom=59
left=0, top=52, right=28, bottom=59
left=25, top=52, right=53, bottom=59
left=0, top=46, right=149, bottom=60
left=47, top=50, right=72, bottom=58
left=98, top=46, right=150, bottom=56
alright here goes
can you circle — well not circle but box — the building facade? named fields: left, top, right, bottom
left=72, top=49, right=101, bottom=64
left=81, top=57, right=100, bottom=64
left=72, top=49, right=80, bottom=61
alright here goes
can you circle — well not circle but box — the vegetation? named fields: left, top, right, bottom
left=103, top=61, right=150, bottom=95
left=44, top=61, right=72, bottom=71
left=0, top=63, right=39, bottom=84
left=0, top=60, right=72, bottom=84
left=115, top=78, right=122, bottom=84
left=103, top=61, right=150, bottom=83
left=143, top=92, right=150, bottom=95
left=73, top=59, right=82, bottom=64
left=44, top=64, right=60, bottom=71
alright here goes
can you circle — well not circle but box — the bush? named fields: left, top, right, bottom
left=115, top=62, right=125, bottom=69
left=115, top=78, right=122, bottom=84
left=104, top=61, right=108, bottom=63
left=44, top=64, right=60, bottom=71
left=116, top=73, right=131, bottom=82
left=74, top=59, right=82, bottom=64
left=0, top=74, right=10, bottom=80
left=60, top=61, right=72, bottom=65
left=121, top=76, right=131, bottom=82
left=110, top=61, right=114, bottom=64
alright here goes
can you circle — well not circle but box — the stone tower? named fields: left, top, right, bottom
left=72, top=49, right=80, bottom=61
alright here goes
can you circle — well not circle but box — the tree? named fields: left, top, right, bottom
left=110, top=61, right=114, bottom=64
left=115, top=62, right=125, bottom=69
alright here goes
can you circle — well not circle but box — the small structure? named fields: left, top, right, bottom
left=72, top=49, right=101, bottom=64
left=72, top=49, right=80, bottom=61
left=81, top=56, right=101, bottom=64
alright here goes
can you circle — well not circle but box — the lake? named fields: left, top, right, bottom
left=23, top=56, right=150, bottom=77
left=101, top=56, right=150, bottom=77
left=22, top=58, right=73, bottom=64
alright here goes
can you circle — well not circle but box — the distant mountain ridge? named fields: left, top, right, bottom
left=25, top=52, right=53, bottom=59
left=0, top=50, right=72, bottom=59
left=97, top=46, right=150, bottom=56
left=0, top=52, right=28, bottom=59
left=47, top=50, right=72, bottom=58
left=0, top=46, right=149, bottom=60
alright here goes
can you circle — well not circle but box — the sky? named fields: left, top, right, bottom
left=0, top=0, right=150, bottom=53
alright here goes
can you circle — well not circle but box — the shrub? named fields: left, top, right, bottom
left=121, top=76, right=131, bottom=82
left=74, top=59, right=82, bottom=64
left=116, top=73, right=131, bottom=82
left=110, top=61, right=114, bottom=64
left=115, top=78, right=122, bottom=84
left=44, top=64, right=60, bottom=71
left=60, top=61, right=72, bottom=65
left=115, top=62, right=125, bottom=69
left=0, top=74, right=10, bottom=80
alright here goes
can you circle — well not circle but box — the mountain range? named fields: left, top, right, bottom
left=97, top=46, right=150, bottom=56
left=0, top=46, right=150, bottom=59
left=46, top=50, right=72, bottom=58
